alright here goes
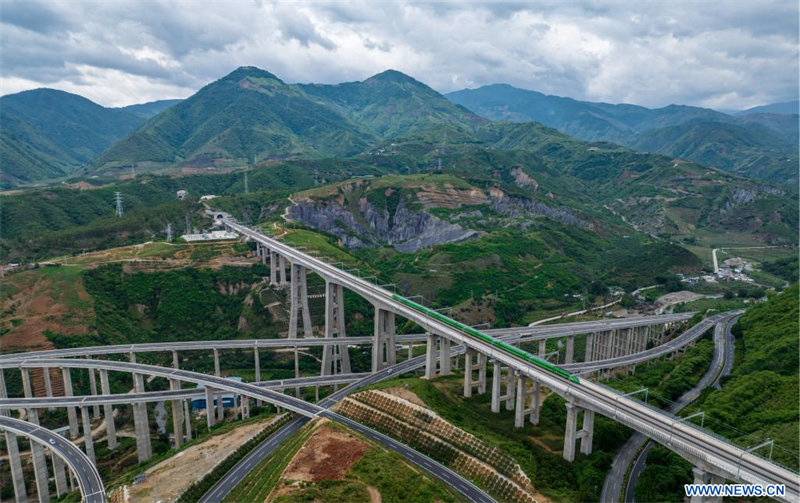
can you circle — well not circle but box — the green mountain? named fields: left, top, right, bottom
left=446, top=85, right=798, bottom=185
left=0, top=89, right=144, bottom=186
left=94, top=68, right=488, bottom=175
left=119, top=99, right=182, bottom=119
left=93, top=67, right=377, bottom=172
left=300, top=69, right=486, bottom=138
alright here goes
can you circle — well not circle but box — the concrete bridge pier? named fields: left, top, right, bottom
left=322, top=281, right=351, bottom=375
left=565, top=335, right=575, bottom=364
left=254, top=347, right=263, bottom=406
left=213, top=348, right=221, bottom=377
left=170, top=378, right=183, bottom=449
left=490, top=361, right=516, bottom=413
left=439, top=337, right=451, bottom=376
left=42, top=368, right=54, bottom=411
left=83, top=358, right=100, bottom=419
left=463, top=349, right=487, bottom=398
left=584, top=333, right=594, bottom=362
left=183, top=400, right=192, bottom=441
left=372, top=308, right=397, bottom=371
left=132, top=373, right=152, bottom=462
left=4, top=431, right=27, bottom=503
left=424, top=333, right=439, bottom=379
left=20, top=368, right=33, bottom=398
left=51, top=453, right=68, bottom=497
left=269, top=251, right=278, bottom=284
left=205, top=387, right=216, bottom=429
left=563, top=402, right=594, bottom=461
left=98, top=369, right=117, bottom=449
left=279, top=256, right=288, bottom=285
left=289, top=264, right=313, bottom=338
left=514, top=374, right=541, bottom=427
left=26, top=408, right=50, bottom=503
left=60, top=368, right=80, bottom=439
left=80, top=406, right=95, bottom=464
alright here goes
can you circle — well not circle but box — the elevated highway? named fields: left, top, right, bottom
left=225, top=219, right=798, bottom=501
left=0, top=416, right=106, bottom=503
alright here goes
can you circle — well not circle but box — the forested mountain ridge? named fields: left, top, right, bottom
left=447, top=84, right=799, bottom=186
left=0, top=88, right=146, bottom=186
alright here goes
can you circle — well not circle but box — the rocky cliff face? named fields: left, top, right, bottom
left=287, top=197, right=479, bottom=252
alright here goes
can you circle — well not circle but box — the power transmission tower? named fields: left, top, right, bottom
left=166, top=223, right=172, bottom=242
left=114, top=192, right=123, bottom=218
left=244, top=170, right=249, bottom=194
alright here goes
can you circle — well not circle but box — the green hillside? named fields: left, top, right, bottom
left=447, top=85, right=798, bottom=185
left=301, top=69, right=486, bottom=138
left=92, top=67, right=375, bottom=172
left=0, top=89, right=144, bottom=186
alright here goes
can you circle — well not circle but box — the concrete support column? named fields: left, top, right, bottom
left=98, top=369, right=117, bottom=449
left=579, top=410, right=595, bottom=455
left=691, top=467, right=709, bottom=503
left=20, top=368, right=33, bottom=398
left=505, top=370, right=516, bottom=411
left=491, top=359, right=501, bottom=412
left=27, top=408, right=50, bottom=503
left=584, top=333, right=594, bottom=362
left=565, top=335, right=575, bottom=364
left=424, top=333, right=438, bottom=380
left=4, top=431, right=28, bottom=503
left=172, top=350, right=180, bottom=369
left=322, top=281, right=351, bottom=375
left=205, top=387, right=216, bottom=429
left=477, top=353, right=487, bottom=394
left=132, top=373, right=152, bottom=462
left=216, top=389, right=224, bottom=421
left=707, top=474, right=725, bottom=503
left=61, top=368, right=79, bottom=439
left=372, top=308, right=396, bottom=371
left=289, top=264, right=313, bottom=338
left=530, top=380, right=541, bottom=425
left=270, top=251, right=278, bottom=285
left=538, top=339, right=547, bottom=358
left=213, top=348, right=221, bottom=377
left=439, top=337, right=451, bottom=376
left=42, top=368, right=53, bottom=410
left=184, top=400, right=192, bottom=441
left=514, top=374, right=527, bottom=428
left=254, top=347, right=263, bottom=406
left=80, top=406, right=95, bottom=464
left=51, top=453, right=68, bottom=497
left=84, top=360, right=100, bottom=419
left=170, top=379, right=183, bottom=449
left=279, top=256, right=287, bottom=285
left=514, top=374, right=541, bottom=427
left=563, top=401, right=578, bottom=462
left=463, top=349, right=475, bottom=398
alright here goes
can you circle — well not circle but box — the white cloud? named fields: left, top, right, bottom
left=0, top=0, right=796, bottom=110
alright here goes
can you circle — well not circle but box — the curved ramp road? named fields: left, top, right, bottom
left=0, top=416, right=106, bottom=503
left=3, top=358, right=496, bottom=503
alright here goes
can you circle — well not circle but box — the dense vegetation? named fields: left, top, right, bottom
left=694, top=284, right=799, bottom=466
left=447, top=84, right=799, bottom=186
left=0, top=89, right=146, bottom=186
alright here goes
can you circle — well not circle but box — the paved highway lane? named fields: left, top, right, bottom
left=0, top=416, right=106, bottom=503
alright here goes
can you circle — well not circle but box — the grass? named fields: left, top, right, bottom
left=223, top=421, right=316, bottom=502
left=281, top=228, right=360, bottom=265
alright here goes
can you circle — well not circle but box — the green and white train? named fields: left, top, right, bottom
left=392, top=294, right=580, bottom=385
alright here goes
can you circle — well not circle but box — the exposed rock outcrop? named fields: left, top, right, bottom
left=286, top=197, right=478, bottom=252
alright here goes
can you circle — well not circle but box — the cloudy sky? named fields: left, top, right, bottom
left=1, top=1, right=797, bottom=110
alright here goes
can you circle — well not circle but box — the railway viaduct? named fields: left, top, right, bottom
left=0, top=219, right=795, bottom=503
